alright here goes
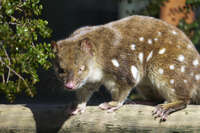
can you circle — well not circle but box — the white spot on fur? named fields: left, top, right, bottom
left=138, top=52, right=144, bottom=64
left=130, top=44, right=136, bottom=50
left=154, top=38, right=158, bottom=41
left=171, top=88, right=175, bottom=92
left=131, top=65, right=140, bottom=83
left=170, top=79, right=174, bottom=84
left=193, top=59, right=199, bottom=66
left=111, top=59, right=120, bottom=67
left=158, top=48, right=166, bottom=54
left=172, top=30, right=177, bottom=35
left=146, top=51, right=153, bottom=62
left=184, top=80, right=187, bottom=83
left=195, top=74, right=200, bottom=80
left=158, top=68, right=164, bottom=74
left=169, top=64, right=175, bottom=70
left=148, top=39, right=152, bottom=44
left=177, top=55, right=185, bottom=62
left=139, top=37, right=144, bottom=42
left=187, top=44, right=192, bottom=49
left=181, top=66, right=185, bottom=72
left=158, top=32, right=162, bottom=36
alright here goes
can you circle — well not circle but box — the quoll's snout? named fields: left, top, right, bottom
left=60, top=70, right=78, bottom=90
left=64, top=80, right=76, bottom=89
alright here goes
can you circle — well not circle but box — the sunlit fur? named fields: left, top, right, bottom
left=54, top=15, right=200, bottom=116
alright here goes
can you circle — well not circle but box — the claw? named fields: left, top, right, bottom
left=161, top=114, right=167, bottom=121
left=153, top=106, right=162, bottom=118
left=152, top=105, right=169, bottom=121
left=107, top=105, right=122, bottom=113
left=153, top=101, right=187, bottom=122
left=99, top=102, right=112, bottom=110
left=70, top=103, right=86, bottom=115
left=99, top=102, right=123, bottom=113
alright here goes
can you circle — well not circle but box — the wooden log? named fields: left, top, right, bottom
left=0, top=104, right=200, bottom=133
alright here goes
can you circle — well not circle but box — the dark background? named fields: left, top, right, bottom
left=42, top=0, right=118, bottom=40
left=1, top=0, right=118, bottom=104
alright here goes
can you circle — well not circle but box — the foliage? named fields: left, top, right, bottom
left=123, top=0, right=200, bottom=45
left=178, top=18, right=200, bottom=45
left=178, top=0, right=200, bottom=45
left=186, top=0, right=200, bottom=9
left=138, top=0, right=168, bottom=18
left=0, top=0, right=54, bottom=102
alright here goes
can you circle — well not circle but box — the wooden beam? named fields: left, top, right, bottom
left=0, top=104, right=200, bottom=133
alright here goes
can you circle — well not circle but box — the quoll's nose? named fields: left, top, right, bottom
left=65, top=81, right=76, bottom=89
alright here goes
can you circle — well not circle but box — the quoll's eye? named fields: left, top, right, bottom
left=58, top=67, right=65, bottom=73
left=79, top=65, right=85, bottom=72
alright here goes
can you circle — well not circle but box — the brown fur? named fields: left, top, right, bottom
left=54, top=15, right=200, bottom=119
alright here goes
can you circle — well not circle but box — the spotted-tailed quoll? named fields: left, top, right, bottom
left=53, top=15, right=200, bottom=121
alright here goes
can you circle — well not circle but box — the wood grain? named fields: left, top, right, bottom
left=0, top=104, right=200, bottom=133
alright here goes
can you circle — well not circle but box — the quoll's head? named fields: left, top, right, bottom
left=53, top=38, right=95, bottom=90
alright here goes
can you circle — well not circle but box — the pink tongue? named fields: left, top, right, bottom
left=65, top=81, right=75, bottom=89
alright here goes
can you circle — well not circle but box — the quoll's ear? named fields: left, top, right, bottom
left=51, top=41, right=58, bottom=52
left=51, top=41, right=57, bottom=48
left=80, top=38, right=94, bottom=56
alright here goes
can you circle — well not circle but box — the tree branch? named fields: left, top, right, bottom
left=0, top=104, right=200, bottom=133
left=2, top=47, right=11, bottom=83
left=1, top=74, right=5, bottom=83
left=0, top=58, right=34, bottom=97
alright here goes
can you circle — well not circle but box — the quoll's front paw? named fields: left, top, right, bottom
left=67, top=103, right=87, bottom=115
left=99, top=102, right=123, bottom=113
left=99, top=102, right=112, bottom=110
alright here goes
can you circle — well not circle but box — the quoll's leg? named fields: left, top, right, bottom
left=67, top=102, right=87, bottom=115
left=146, top=54, right=195, bottom=121
left=153, top=100, right=188, bottom=121
left=100, top=80, right=132, bottom=112
left=68, top=84, right=99, bottom=115
left=68, top=89, right=92, bottom=115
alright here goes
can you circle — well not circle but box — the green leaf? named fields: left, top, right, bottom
left=5, top=9, right=14, bottom=15
left=0, top=0, right=54, bottom=102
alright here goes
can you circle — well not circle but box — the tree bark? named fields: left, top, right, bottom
left=0, top=104, right=200, bottom=133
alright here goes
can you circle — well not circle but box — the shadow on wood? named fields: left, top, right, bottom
left=25, top=104, right=70, bottom=133
left=0, top=104, right=200, bottom=133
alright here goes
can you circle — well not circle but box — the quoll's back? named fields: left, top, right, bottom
left=107, top=16, right=200, bottom=98
left=55, top=15, right=200, bottom=121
